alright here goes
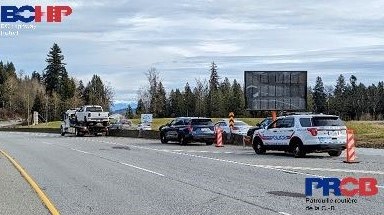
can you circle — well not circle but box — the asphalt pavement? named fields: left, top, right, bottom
left=0, top=148, right=49, bottom=215
left=0, top=131, right=383, bottom=215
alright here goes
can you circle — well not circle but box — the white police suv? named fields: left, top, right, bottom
left=252, top=114, right=347, bottom=157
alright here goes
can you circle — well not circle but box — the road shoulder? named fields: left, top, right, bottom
left=0, top=152, right=50, bottom=215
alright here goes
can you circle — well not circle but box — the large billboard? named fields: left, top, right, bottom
left=244, top=71, right=307, bottom=111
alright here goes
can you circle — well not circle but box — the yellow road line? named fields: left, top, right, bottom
left=0, top=150, right=60, bottom=215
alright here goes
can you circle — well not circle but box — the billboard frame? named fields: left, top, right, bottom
left=244, top=71, right=308, bottom=111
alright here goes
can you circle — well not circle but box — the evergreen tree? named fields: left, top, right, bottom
left=155, top=81, right=167, bottom=117
left=167, top=89, right=176, bottom=117
left=136, top=98, right=145, bottom=115
left=31, top=71, right=41, bottom=82
left=126, top=104, right=134, bottom=118
left=43, top=43, right=68, bottom=97
left=209, top=62, right=219, bottom=91
left=77, top=80, right=85, bottom=104
left=307, top=87, right=314, bottom=112
left=220, top=77, right=231, bottom=114
left=313, top=76, right=327, bottom=113
left=175, top=89, right=184, bottom=117
left=183, top=82, right=195, bottom=116
left=231, top=79, right=245, bottom=116
left=84, top=75, right=112, bottom=111
left=378, top=82, right=384, bottom=117
left=31, top=92, right=44, bottom=114
left=208, top=61, right=220, bottom=117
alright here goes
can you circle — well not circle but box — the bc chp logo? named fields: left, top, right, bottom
left=0, top=5, right=72, bottom=37
left=1, top=5, right=72, bottom=23
left=305, top=177, right=378, bottom=196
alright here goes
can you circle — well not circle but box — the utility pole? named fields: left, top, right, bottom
left=27, top=94, right=30, bottom=127
left=45, top=95, right=48, bottom=124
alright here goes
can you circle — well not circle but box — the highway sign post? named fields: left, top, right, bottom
left=228, top=112, right=234, bottom=129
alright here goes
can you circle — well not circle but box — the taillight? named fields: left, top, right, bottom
left=307, top=128, right=318, bottom=136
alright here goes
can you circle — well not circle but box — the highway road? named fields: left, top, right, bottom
left=0, top=131, right=383, bottom=215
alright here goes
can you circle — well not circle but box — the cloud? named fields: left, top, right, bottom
left=1, top=0, right=384, bottom=102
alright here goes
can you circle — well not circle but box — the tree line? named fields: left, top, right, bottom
left=0, top=43, right=113, bottom=122
left=132, top=62, right=246, bottom=119
left=309, top=75, right=384, bottom=120
left=134, top=62, right=384, bottom=121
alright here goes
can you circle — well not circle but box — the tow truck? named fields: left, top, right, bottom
left=60, top=105, right=109, bottom=136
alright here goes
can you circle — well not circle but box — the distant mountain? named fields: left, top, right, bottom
left=110, top=101, right=137, bottom=114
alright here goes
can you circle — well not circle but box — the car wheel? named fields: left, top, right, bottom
left=60, top=127, right=65, bottom=136
left=179, top=135, right=186, bottom=145
left=292, top=142, right=306, bottom=158
left=253, top=138, right=266, bottom=154
left=328, top=150, right=342, bottom=157
left=160, top=133, right=168, bottom=144
left=206, top=141, right=213, bottom=145
left=75, top=128, right=81, bottom=137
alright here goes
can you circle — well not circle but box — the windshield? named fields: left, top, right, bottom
left=191, top=119, right=213, bottom=125
left=234, top=121, right=248, bottom=126
left=86, top=106, right=103, bottom=112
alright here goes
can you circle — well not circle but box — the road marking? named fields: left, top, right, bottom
left=278, top=212, right=292, bottom=215
left=0, top=150, right=60, bottom=215
left=44, top=142, right=165, bottom=177
left=119, top=162, right=164, bottom=177
left=118, top=144, right=384, bottom=176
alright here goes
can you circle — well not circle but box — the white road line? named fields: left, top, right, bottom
left=70, top=148, right=90, bottom=154
left=42, top=141, right=165, bottom=177
left=119, top=162, right=164, bottom=177
left=116, top=144, right=384, bottom=176
left=70, top=147, right=165, bottom=177
left=278, top=212, right=292, bottom=215
left=55, top=138, right=384, bottom=179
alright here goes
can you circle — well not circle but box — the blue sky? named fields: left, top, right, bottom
left=1, top=0, right=384, bottom=107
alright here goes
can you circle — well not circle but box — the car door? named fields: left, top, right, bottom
left=164, top=120, right=177, bottom=140
left=276, top=117, right=295, bottom=146
left=260, top=118, right=286, bottom=146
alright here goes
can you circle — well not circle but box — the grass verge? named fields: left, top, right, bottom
left=11, top=118, right=384, bottom=149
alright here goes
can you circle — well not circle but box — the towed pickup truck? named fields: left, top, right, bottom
left=61, top=105, right=109, bottom=136
left=75, top=105, right=109, bottom=126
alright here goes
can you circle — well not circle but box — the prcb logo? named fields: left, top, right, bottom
left=305, top=177, right=378, bottom=196
left=1, top=5, right=72, bottom=23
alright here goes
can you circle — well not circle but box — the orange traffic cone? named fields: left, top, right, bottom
left=215, top=127, right=224, bottom=147
left=343, top=129, right=360, bottom=163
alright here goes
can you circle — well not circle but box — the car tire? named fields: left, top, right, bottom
left=160, top=133, right=168, bottom=144
left=328, top=150, right=342, bottom=157
left=179, top=135, right=186, bottom=145
left=75, top=128, right=82, bottom=137
left=60, top=126, right=65, bottom=136
left=292, top=141, right=306, bottom=158
left=253, top=138, right=266, bottom=154
left=206, top=141, right=213, bottom=145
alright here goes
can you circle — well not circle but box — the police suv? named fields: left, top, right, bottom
left=252, top=114, right=347, bottom=157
